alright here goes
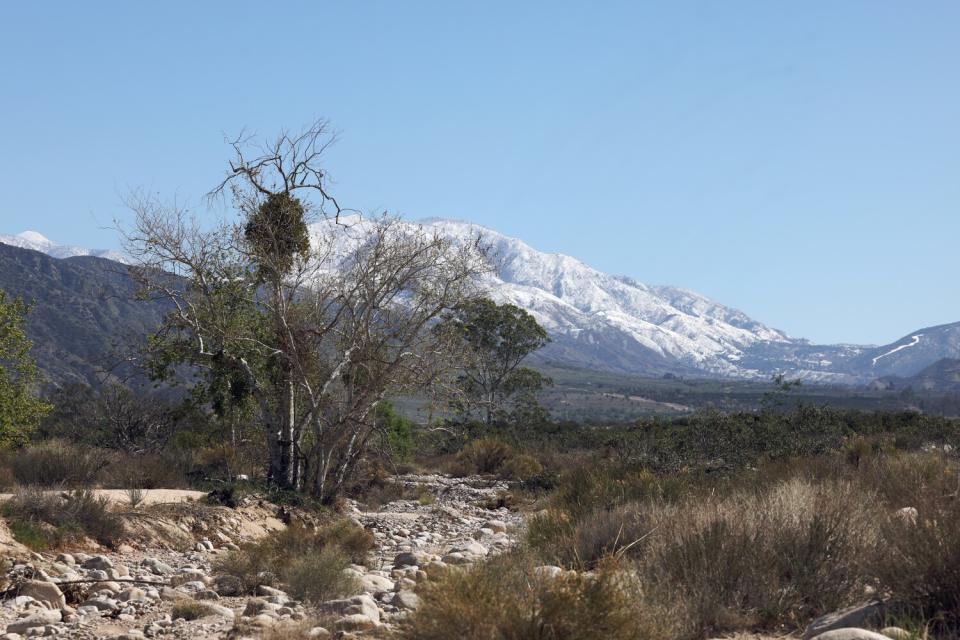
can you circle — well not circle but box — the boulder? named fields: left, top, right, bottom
left=6, top=610, right=62, bottom=634
left=391, top=590, right=420, bottom=610
left=804, top=602, right=888, bottom=639
left=81, top=555, right=114, bottom=571
left=359, top=574, right=394, bottom=594
left=18, top=580, right=65, bottom=609
left=318, top=594, right=380, bottom=624
left=814, top=630, right=893, bottom=640
left=335, top=614, right=378, bottom=632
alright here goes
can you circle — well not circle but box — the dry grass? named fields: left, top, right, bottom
left=1, top=486, right=124, bottom=548
left=401, top=552, right=669, bottom=640
left=214, top=520, right=371, bottom=600
left=520, top=453, right=960, bottom=638
left=172, top=599, right=217, bottom=620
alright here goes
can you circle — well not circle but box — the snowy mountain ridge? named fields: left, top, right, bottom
left=6, top=219, right=959, bottom=383
left=309, top=215, right=799, bottom=379
left=0, top=231, right=128, bottom=263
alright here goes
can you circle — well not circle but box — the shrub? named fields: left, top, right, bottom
left=402, top=552, right=668, bottom=640
left=126, top=488, right=147, bottom=508
left=2, top=487, right=124, bottom=548
left=500, top=453, right=543, bottom=481
left=1, top=441, right=110, bottom=487
left=214, top=520, right=373, bottom=595
left=456, top=438, right=514, bottom=474
left=870, top=455, right=960, bottom=634
left=285, top=548, right=359, bottom=603
left=172, top=599, right=217, bottom=621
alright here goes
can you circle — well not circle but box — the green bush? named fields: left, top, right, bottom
left=285, top=548, right=359, bottom=603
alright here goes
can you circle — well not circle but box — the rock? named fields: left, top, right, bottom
left=391, top=590, right=420, bottom=610
left=204, top=603, right=235, bottom=619
left=318, top=594, right=380, bottom=624
left=533, top=565, right=564, bottom=579
left=393, top=551, right=426, bottom=568
left=6, top=610, right=62, bottom=634
left=117, top=588, right=146, bottom=602
left=18, top=581, right=65, bottom=609
left=814, top=631, right=893, bottom=640
left=335, top=614, right=378, bottom=632
left=54, top=554, right=75, bottom=566
left=141, top=559, right=174, bottom=576
left=307, top=628, right=331, bottom=639
left=894, top=507, right=918, bottom=525
left=80, top=597, right=119, bottom=612
left=804, top=602, right=888, bottom=639
left=255, top=585, right=287, bottom=597
left=879, top=628, right=911, bottom=640
left=359, top=574, right=394, bottom=594
left=484, top=520, right=508, bottom=533
left=113, top=632, right=146, bottom=640
left=213, top=574, right=244, bottom=597
left=441, top=552, right=470, bottom=565
left=81, top=555, right=114, bottom=571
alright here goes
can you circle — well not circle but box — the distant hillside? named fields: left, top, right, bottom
left=4, top=221, right=960, bottom=388
left=0, top=242, right=169, bottom=388
left=872, top=358, right=960, bottom=393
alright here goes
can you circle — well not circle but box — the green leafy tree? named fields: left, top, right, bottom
left=439, top=298, right=551, bottom=425
left=0, top=290, right=50, bottom=446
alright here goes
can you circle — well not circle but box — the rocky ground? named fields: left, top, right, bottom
left=0, top=475, right=522, bottom=639
left=0, top=476, right=914, bottom=640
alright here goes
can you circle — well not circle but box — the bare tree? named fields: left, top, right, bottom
left=122, top=121, right=492, bottom=500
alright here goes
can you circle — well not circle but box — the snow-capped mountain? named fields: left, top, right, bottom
left=0, top=231, right=128, bottom=263
left=309, top=216, right=814, bottom=379
left=4, top=219, right=957, bottom=384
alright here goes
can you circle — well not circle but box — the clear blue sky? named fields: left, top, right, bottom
left=1, top=2, right=957, bottom=345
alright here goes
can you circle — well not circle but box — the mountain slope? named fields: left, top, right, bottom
left=3, top=221, right=959, bottom=385
left=312, top=216, right=800, bottom=379
left=0, top=242, right=169, bottom=387
left=0, top=231, right=128, bottom=263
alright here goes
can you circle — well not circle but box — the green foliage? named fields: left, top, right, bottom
left=0, top=290, right=50, bottom=447
left=378, top=402, right=415, bottom=462
left=439, top=298, right=551, bottom=424
left=244, top=192, right=310, bottom=279
left=284, top=548, right=359, bottom=603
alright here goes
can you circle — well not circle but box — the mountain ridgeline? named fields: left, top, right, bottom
left=1, top=225, right=959, bottom=390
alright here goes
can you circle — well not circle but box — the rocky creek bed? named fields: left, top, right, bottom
left=0, top=474, right=522, bottom=639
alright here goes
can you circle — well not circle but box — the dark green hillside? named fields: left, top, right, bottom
left=0, top=242, right=170, bottom=388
